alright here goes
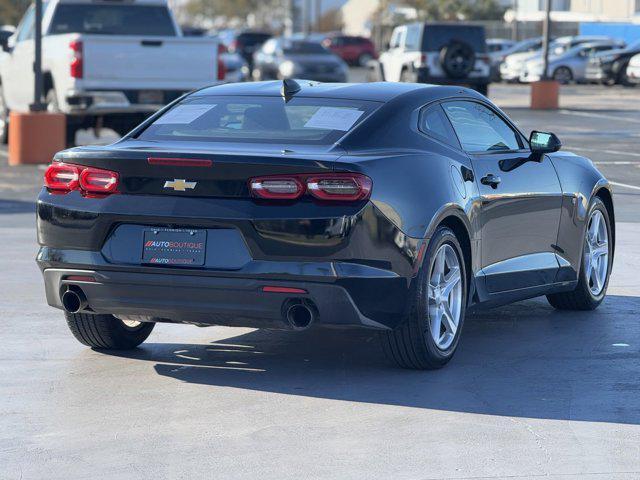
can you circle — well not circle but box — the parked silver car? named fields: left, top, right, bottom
left=500, top=35, right=611, bottom=83
left=521, top=40, right=626, bottom=84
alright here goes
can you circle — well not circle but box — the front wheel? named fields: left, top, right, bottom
left=547, top=197, right=612, bottom=310
left=381, top=226, right=467, bottom=369
left=65, top=312, right=155, bottom=349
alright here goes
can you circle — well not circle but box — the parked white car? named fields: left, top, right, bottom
left=0, top=0, right=222, bottom=144
left=520, top=40, right=625, bottom=84
left=626, top=52, right=640, bottom=85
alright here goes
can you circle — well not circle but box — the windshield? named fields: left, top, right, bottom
left=49, top=4, right=176, bottom=36
left=137, top=95, right=380, bottom=145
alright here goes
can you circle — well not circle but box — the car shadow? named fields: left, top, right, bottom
left=106, top=295, right=640, bottom=425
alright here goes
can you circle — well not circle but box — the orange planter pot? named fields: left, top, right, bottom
left=530, top=80, right=560, bottom=110
left=8, top=111, right=66, bottom=166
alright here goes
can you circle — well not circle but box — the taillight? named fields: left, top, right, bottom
left=44, top=163, right=80, bottom=192
left=217, top=57, right=226, bottom=80
left=248, top=173, right=372, bottom=202
left=217, top=43, right=228, bottom=55
left=249, top=177, right=304, bottom=199
left=80, top=167, right=119, bottom=193
left=44, top=162, right=118, bottom=195
left=69, top=40, right=83, bottom=79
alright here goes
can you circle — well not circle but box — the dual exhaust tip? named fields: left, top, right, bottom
left=61, top=285, right=318, bottom=330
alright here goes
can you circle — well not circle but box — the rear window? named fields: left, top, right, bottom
left=282, top=40, right=327, bottom=54
left=422, top=25, right=486, bottom=53
left=49, top=4, right=176, bottom=36
left=137, top=95, right=380, bottom=145
left=238, top=32, right=271, bottom=46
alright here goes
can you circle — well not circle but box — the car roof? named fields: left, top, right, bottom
left=193, top=80, right=464, bottom=103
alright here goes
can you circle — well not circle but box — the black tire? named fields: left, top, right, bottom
left=357, top=53, right=373, bottom=67
left=381, top=226, right=467, bottom=370
left=400, top=68, right=414, bottom=83
left=0, top=84, right=9, bottom=144
left=45, top=89, right=77, bottom=146
left=547, top=197, right=612, bottom=311
left=440, top=41, right=475, bottom=79
left=65, top=312, right=155, bottom=350
left=552, top=66, right=573, bottom=84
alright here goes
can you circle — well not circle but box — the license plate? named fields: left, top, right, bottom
left=138, top=90, right=164, bottom=104
left=142, top=229, right=206, bottom=266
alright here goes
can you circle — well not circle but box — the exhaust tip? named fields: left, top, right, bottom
left=285, top=302, right=316, bottom=330
left=61, top=288, right=87, bottom=314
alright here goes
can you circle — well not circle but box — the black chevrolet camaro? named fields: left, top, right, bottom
left=37, top=80, right=615, bottom=369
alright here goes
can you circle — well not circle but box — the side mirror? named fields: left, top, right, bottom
left=529, top=130, right=561, bottom=155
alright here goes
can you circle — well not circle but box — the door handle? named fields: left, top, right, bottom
left=481, top=174, right=501, bottom=188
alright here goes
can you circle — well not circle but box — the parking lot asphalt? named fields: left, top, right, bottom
left=1, top=81, right=639, bottom=479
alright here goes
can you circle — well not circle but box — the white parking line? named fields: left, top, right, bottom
left=559, top=109, right=640, bottom=124
left=610, top=181, right=640, bottom=191
left=569, top=146, right=640, bottom=158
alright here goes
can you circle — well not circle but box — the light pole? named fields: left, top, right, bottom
left=541, top=0, right=551, bottom=80
left=30, top=0, right=44, bottom=111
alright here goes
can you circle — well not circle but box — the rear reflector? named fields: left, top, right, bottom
left=65, top=275, right=96, bottom=283
left=148, top=157, right=213, bottom=167
left=249, top=173, right=372, bottom=202
left=250, top=177, right=304, bottom=199
left=262, top=286, right=308, bottom=294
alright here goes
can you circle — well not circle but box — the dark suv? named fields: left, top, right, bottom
left=374, top=23, right=491, bottom=95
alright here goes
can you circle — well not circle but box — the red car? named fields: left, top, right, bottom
left=323, top=35, right=378, bottom=66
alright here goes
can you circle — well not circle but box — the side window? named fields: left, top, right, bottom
left=16, top=6, right=36, bottom=43
left=404, top=24, right=421, bottom=51
left=442, top=101, right=521, bottom=153
left=389, top=28, right=401, bottom=49
left=419, top=104, right=460, bottom=149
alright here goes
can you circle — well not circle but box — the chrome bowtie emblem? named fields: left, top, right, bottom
left=164, top=179, right=197, bottom=191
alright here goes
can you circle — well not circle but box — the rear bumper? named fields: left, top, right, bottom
left=36, top=189, right=422, bottom=330
left=63, top=89, right=186, bottom=115
left=41, top=266, right=394, bottom=330
left=415, top=67, right=489, bottom=86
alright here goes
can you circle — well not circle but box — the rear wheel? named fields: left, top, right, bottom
left=553, top=66, right=573, bottom=84
left=357, top=53, right=373, bottom=67
left=45, top=89, right=76, bottom=146
left=65, top=312, right=155, bottom=349
left=381, top=226, right=467, bottom=369
left=547, top=197, right=612, bottom=310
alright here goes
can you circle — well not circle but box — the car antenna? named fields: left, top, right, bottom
left=281, top=79, right=301, bottom=100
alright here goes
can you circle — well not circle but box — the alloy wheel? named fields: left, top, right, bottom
left=427, top=244, right=463, bottom=350
left=584, top=209, right=609, bottom=296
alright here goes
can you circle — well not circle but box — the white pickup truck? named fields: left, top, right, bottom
left=0, top=0, right=222, bottom=144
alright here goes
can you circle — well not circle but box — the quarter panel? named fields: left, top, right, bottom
left=547, top=151, right=613, bottom=277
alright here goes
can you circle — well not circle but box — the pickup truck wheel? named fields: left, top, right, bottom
left=0, top=85, right=9, bottom=144
left=45, top=89, right=77, bottom=146
left=65, top=312, right=155, bottom=350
